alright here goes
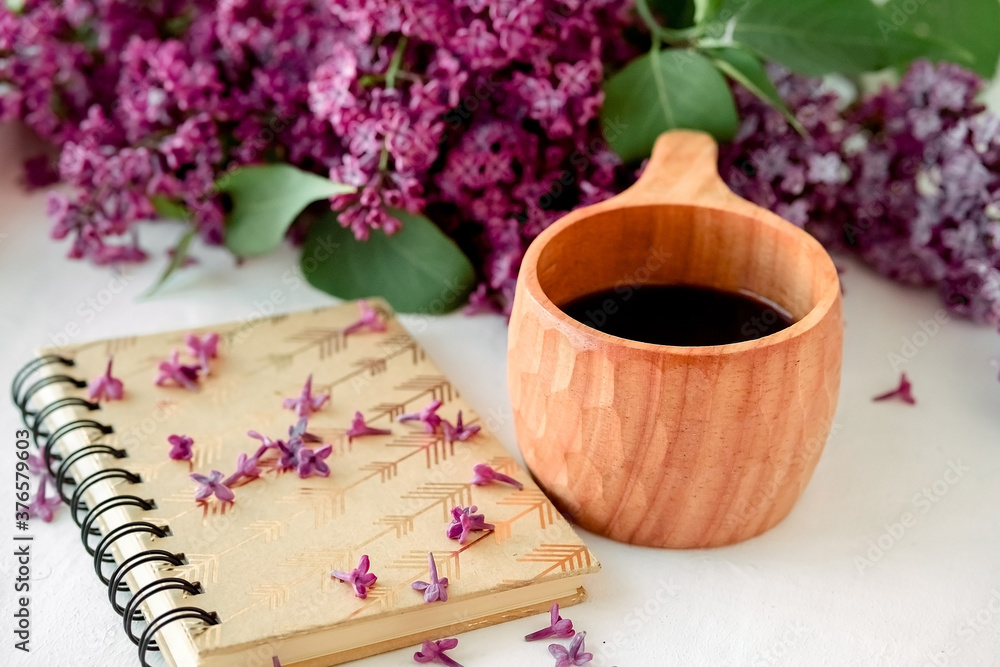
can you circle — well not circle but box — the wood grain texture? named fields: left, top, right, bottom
left=507, top=130, right=843, bottom=549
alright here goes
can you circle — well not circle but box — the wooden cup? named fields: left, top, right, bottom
left=507, top=130, right=843, bottom=549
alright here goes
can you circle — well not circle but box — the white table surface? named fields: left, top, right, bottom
left=1, top=122, right=998, bottom=667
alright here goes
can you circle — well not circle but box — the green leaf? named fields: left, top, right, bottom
left=703, top=46, right=804, bottom=134
left=139, top=225, right=198, bottom=299
left=218, top=164, right=355, bottom=257
left=601, top=48, right=738, bottom=163
left=881, top=0, right=1000, bottom=78
left=719, top=0, right=967, bottom=76
left=150, top=195, right=189, bottom=221
left=301, top=209, right=476, bottom=314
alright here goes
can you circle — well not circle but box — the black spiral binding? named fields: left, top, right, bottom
left=11, top=356, right=220, bottom=665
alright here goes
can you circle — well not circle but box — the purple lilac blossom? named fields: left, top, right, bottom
left=411, top=552, right=449, bottom=603
left=190, top=470, right=234, bottom=502
left=719, top=61, right=1000, bottom=335
left=413, top=638, right=462, bottom=667
left=446, top=504, right=494, bottom=544
left=331, top=554, right=377, bottom=599
left=168, top=434, right=194, bottom=461
left=4, top=1, right=638, bottom=312
left=88, top=356, right=124, bottom=401
left=525, top=603, right=574, bottom=641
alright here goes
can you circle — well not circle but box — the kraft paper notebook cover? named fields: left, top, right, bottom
left=11, top=300, right=599, bottom=667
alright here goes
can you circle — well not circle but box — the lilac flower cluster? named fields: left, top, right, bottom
left=719, top=61, right=1000, bottom=332
left=3, top=1, right=637, bottom=310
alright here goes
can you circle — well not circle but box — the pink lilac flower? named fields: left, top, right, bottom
left=331, top=554, right=378, bottom=599
left=720, top=60, right=1000, bottom=346
left=295, top=443, right=333, bottom=479
left=275, top=418, right=324, bottom=472
left=411, top=552, right=449, bottom=603
left=223, top=453, right=263, bottom=486
left=155, top=350, right=201, bottom=391
left=343, top=300, right=387, bottom=335
left=88, top=356, right=124, bottom=402
left=471, top=463, right=522, bottom=490
left=525, top=603, right=575, bottom=641
left=10, top=0, right=639, bottom=315
left=873, top=373, right=917, bottom=405
left=185, top=332, right=219, bottom=374
left=27, top=452, right=48, bottom=477
left=446, top=505, right=494, bottom=544
left=190, top=470, right=235, bottom=502
left=413, top=638, right=463, bottom=667
left=549, top=632, right=593, bottom=667
left=442, top=411, right=480, bottom=443
left=283, top=374, right=331, bottom=418
left=346, top=411, right=392, bottom=440
left=167, top=434, right=194, bottom=461
left=27, top=475, right=61, bottom=522
left=398, top=400, right=443, bottom=433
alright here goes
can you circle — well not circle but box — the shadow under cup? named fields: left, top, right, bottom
left=507, top=203, right=843, bottom=549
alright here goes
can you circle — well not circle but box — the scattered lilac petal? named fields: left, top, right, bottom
left=398, top=400, right=443, bottom=433
left=525, top=603, right=575, bottom=641
left=155, top=350, right=201, bottom=391
left=411, top=553, right=449, bottom=603
left=549, top=632, right=593, bottom=667
left=873, top=372, right=916, bottom=405
left=88, top=356, right=124, bottom=402
left=471, top=463, right=523, bottom=490
left=297, top=443, right=332, bottom=479
left=331, top=554, right=378, bottom=599
left=446, top=505, right=494, bottom=544
left=413, top=638, right=462, bottom=666
left=442, top=411, right=480, bottom=444
left=283, top=374, right=330, bottom=418
left=185, top=332, right=219, bottom=374
left=27, top=452, right=48, bottom=477
left=190, top=470, right=234, bottom=502
left=346, top=411, right=392, bottom=441
left=27, top=475, right=61, bottom=522
left=223, top=452, right=262, bottom=486
left=167, top=434, right=194, bottom=461
left=343, top=300, right=387, bottom=335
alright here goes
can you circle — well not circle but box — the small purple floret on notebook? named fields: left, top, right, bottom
left=441, top=411, right=480, bottom=444
left=411, top=553, right=449, bottom=603
left=398, top=399, right=443, bottom=433
left=155, top=350, right=201, bottom=391
left=413, top=638, right=463, bottom=666
left=470, top=463, right=522, bottom=490
left=446, top=505, right=494, bottom=544
left=549, top=631, right=593, bottom=666
left=222, top=452, right=262, bottom=486
left=88, top=356, right=124, bottom=401
left=525, top=603, right=574, bottom=641
left=343, top=299, right=387, bottom=336
left=283, top=374, right=330, bottom=418
left=331, top=554, right=378, bottom=599
left=190, top=470, right=234, bottom=502
left=185, top=332, right=219, bottom=375
left=168, top=434, right=194, bottom=461
left=346, top=411, right=392, bottom=441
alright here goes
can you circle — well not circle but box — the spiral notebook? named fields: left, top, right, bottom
left=11, top=300, right=599, bottom=667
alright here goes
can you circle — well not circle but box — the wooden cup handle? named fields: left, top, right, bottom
left=617, top=130, right=759, bottom=216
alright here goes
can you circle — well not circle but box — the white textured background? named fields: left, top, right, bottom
left=0, top=121, right=998, bottom=667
